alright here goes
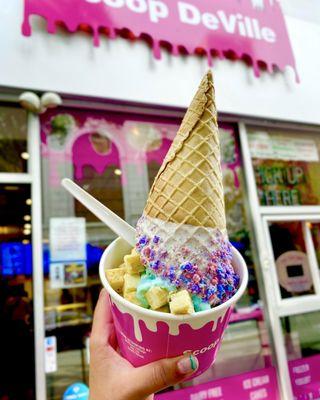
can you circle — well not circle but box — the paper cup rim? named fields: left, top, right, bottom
left=99, top=237, right=248, bottom=322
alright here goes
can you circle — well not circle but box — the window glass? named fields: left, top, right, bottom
left=281, top=311, right=320, bottom=399
left=0, top=106, right=28, bottom=173
left=221, top=125, right=259, bottom=307
left=178, top=318, right=271, bottom=391
left=0, top=184, right=35, bottom=399
left=247, top=127, right=320, bottom=206
left=268, top=221, right=315, bottom=299
left=310, top=222, right=320, bottom=269
left=40, top=109, right=261, bottom=397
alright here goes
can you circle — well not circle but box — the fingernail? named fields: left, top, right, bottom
left=177, top=355, right=198, bottom=375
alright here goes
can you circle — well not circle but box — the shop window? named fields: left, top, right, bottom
left=247, top=127, right=320, bottom=206
left=188, top=319, right=270, bottom=387
left=39, top=110, right=262, bottom=397
left=310, top=222, right=320, bottom=269
left=146, top=137, right=172, bottom=188
left=267, top=221, right=315, bottom=299
left=0, top=106, right=28, bottom=173
left=122, top=121, right=176, bottom=188
left=72, top=133, right=124, bottom=220
left=40, top=110, right=125, bottom=224
left=281, top=311, right=320, bottom=399
left=0, top=184, right=35, bottom=400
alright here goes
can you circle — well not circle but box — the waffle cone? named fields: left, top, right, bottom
left=144, top=71, right=226, bottom=230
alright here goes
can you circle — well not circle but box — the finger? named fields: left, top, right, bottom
left=130, top=354, right=198, bottom=399
left=90, top=289, right=113, bottom=348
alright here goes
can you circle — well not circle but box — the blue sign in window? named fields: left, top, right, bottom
left=63, top=383, right=89, bottom=400
left=0, top=242, right=32, bottom=276
left=0, top=242, right=103, bottom=276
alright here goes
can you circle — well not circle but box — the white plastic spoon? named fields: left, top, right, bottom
left=61, top=178, right=136, bottom=247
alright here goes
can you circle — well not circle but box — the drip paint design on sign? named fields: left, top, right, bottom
left=40, top=109, right=178, bottom=187
left=22, top=0, right=298, bottom=80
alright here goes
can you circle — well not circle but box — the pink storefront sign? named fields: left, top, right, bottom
left=155, top=366, right=280, bottom=399
left=22, top=0, right=298, bottom=80
left=289, top=354, right=320, bottom=400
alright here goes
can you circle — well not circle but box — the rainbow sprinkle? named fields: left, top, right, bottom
left=136, top=216, right=239, bottom=306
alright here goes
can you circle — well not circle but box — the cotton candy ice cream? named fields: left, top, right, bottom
left=135, top=71, right=239, bottom=310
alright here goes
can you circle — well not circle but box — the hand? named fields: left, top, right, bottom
left=89, top=289, right=199, bottom=400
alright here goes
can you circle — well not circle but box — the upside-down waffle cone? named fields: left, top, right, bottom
left=144, top=71, right=226, bottom=231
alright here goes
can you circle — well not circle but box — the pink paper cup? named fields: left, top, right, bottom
left=99, top=237, right=248, bottom=378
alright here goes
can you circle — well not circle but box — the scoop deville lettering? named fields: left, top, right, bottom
left=87, top=0, right=276, bottom=43
left=179, top=5, right=276, bottom=43
left=22, top=0, right=298, bottom=80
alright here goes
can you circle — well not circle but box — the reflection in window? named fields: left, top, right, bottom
left=247, top=128, right=320, bottom=206
left=310, top=223, right=320, bottom=269
left=281, top=311, right=320, bottom=399
left=189, top=320, right=268, bottom=387
left=38, top=110, right=266, bottom=397
left=0, top=184, right=32, bottom=243
left=0, top=184, right=35, bottom=400
left=146, top=137, right=171, bottom=188
left=281, top=311, right=320, bottom=360
left=73, top=132, right=124, bottom=220
left=0, top=106, right=28, bottom=173
left=268, top=222, right=314, bottom=298
left=40, top=110, right=125, bottom=223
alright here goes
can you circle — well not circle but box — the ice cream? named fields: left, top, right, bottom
left=106, top=71, right=239, bottom=314
left=135, top=70, right=239, bottom=310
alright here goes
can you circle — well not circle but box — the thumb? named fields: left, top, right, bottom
left=130, top=354, right=198, bottom=399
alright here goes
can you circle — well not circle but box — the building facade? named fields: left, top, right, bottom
left=1, top=1, right=320, bottom=399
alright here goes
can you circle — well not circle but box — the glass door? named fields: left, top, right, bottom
left=240, top=123, right=320, bottom=400
left=262, top=216, right=320, bottom=305
left=262, top=215, right=320, bottom=400
left=41, top=108, right=126, bottom=399
left=0, top=106, right=36, bottom=400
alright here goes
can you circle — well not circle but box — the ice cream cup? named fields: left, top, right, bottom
left=99, top=237, right=248, bottom=378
